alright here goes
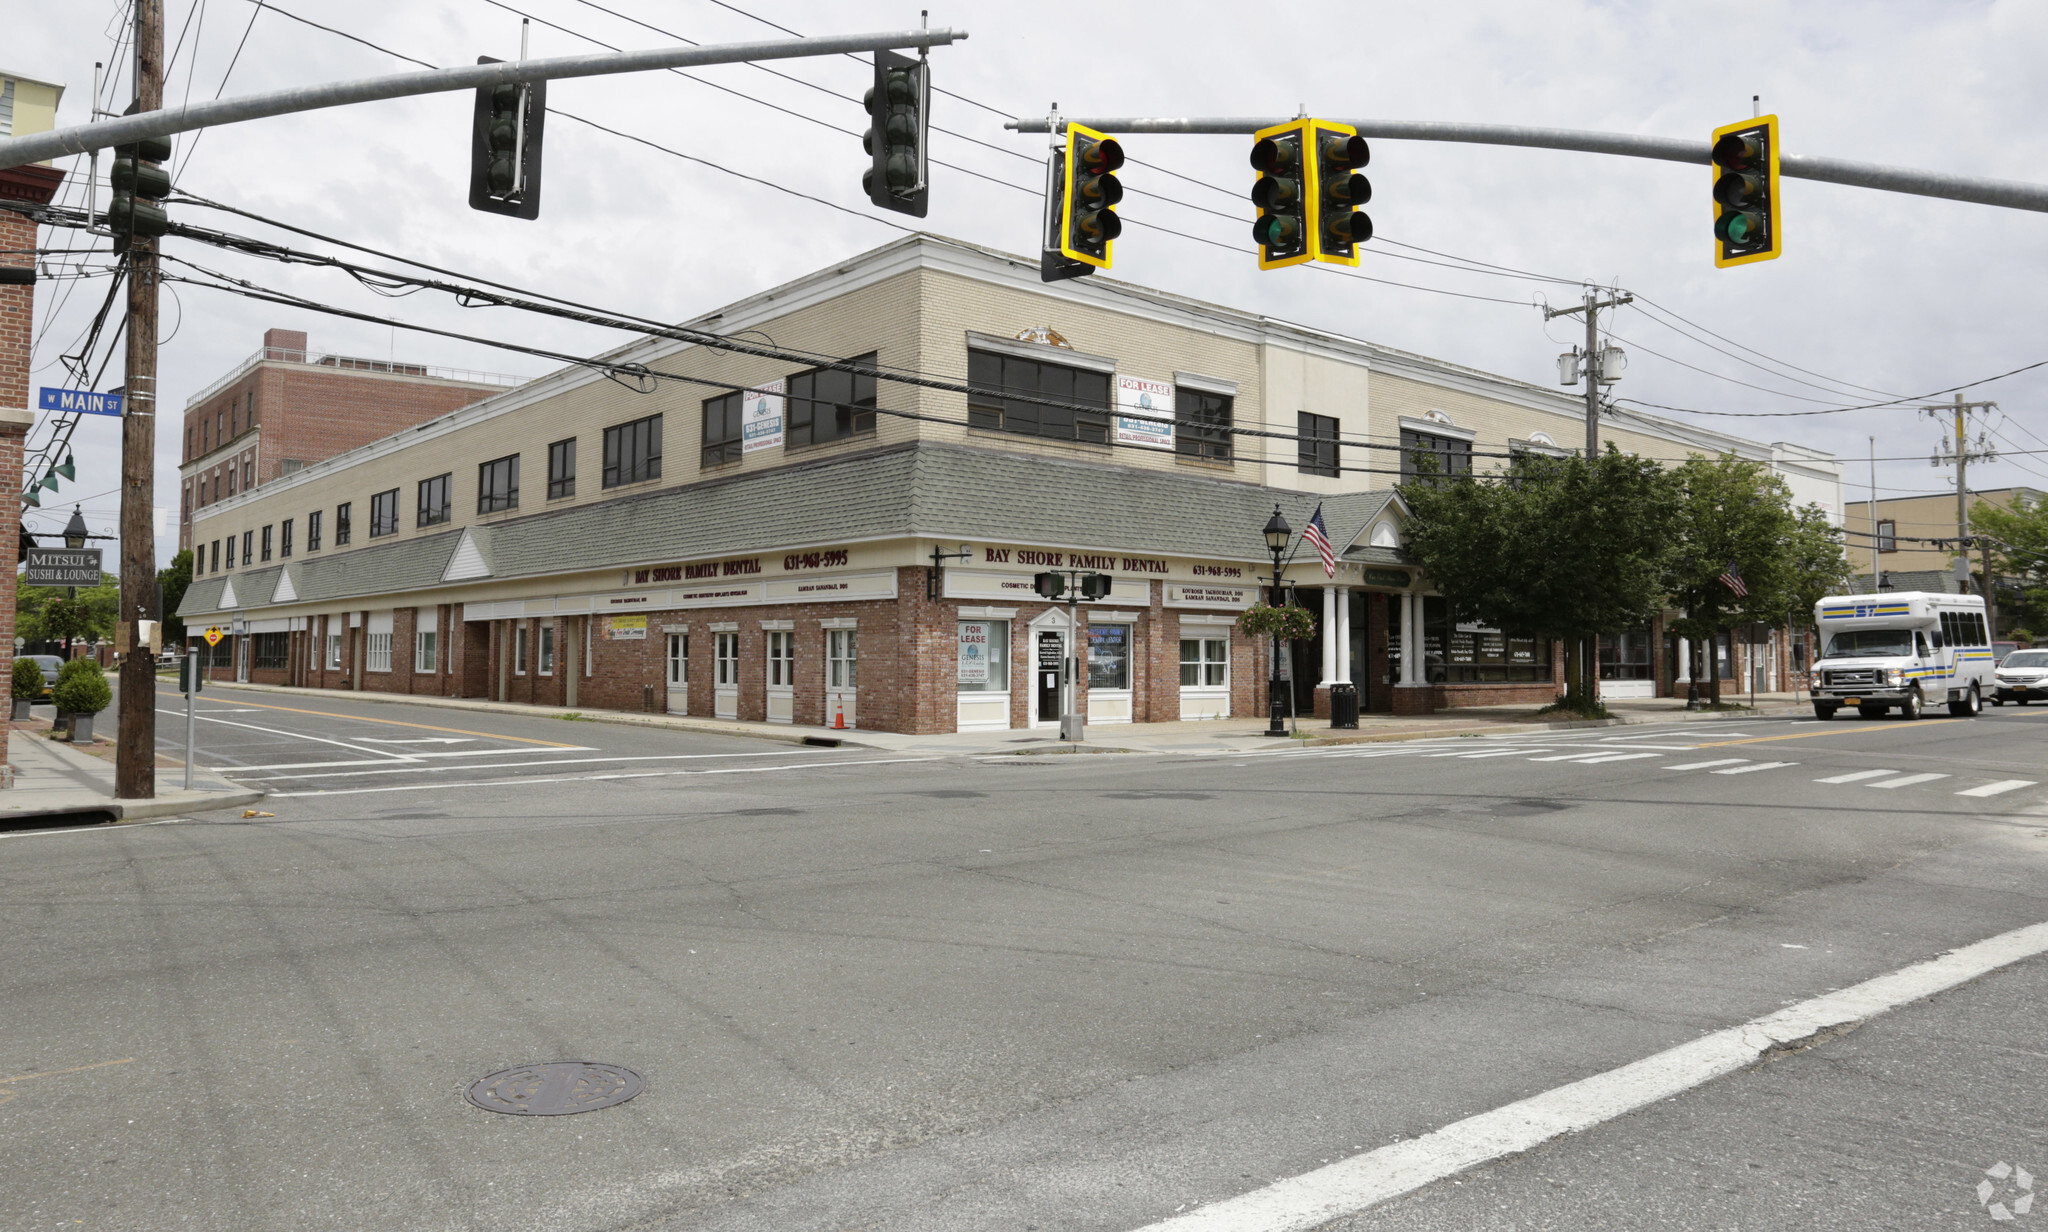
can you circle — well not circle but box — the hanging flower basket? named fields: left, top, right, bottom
left=1237, top=602, right=1318, bottom=641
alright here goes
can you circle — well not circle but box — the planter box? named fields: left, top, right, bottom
left=11, top=698, right=30, bottom=720
left=69, top=713, right=95, bottom=743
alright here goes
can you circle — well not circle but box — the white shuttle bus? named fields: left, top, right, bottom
left=1808, top=592, right=1995, bottom=720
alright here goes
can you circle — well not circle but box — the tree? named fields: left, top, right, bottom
left=15, top=573, right=119, bottom=651
left=158, top=548, right=193, bottom=643
left=1663, top=454, right=1820, bottom=704
left=1972, top=496, right=2048, bottom=635
left=1402, top=447, right=1677, bottom=713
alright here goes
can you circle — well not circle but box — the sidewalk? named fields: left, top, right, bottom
left=204, top=681, right=1810, bottom=758
left=2, top=722, right=266, bottom=824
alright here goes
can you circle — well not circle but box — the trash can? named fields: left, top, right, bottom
left=1329, top=682, right=1360, bottom=729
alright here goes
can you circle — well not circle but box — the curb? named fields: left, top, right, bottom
left=21, top=726, right=268, bottom=821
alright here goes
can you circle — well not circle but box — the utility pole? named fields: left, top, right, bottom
left=1924, top=392, right=1999, bottom=628
left=1867, top=436, right=1879, bottom=587
left=116, top=0, right=162, bottom=800
left=1544, top=287, right=1632, bottom=702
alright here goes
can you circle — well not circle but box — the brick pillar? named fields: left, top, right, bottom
left=1, top=164, right=67, bottom=777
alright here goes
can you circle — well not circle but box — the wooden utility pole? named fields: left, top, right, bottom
left=116, top=0, right=163, bottom=800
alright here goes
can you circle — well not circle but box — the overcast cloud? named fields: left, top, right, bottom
left=14, top=0, right=2048, bottom=564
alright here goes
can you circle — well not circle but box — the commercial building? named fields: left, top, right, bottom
left=1843, top=488, right=2041, bottom=633
left=176, top=234, right=1840, bottom=731
left=177, top=328, right=518, bottom=551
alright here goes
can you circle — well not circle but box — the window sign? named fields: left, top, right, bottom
left=957, top=620, right=992, bottom=684
left=606, top=615, right=647, bottom=640
left=1114, top=375, right=1175, bottom=449
left=741, top=378, right=786, bottom=454
left=1088, top=624, right=1131, bottom=690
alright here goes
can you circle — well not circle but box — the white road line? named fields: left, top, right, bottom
left=1814, top=769, right=1900, bottom=784
left=261, top=756, right=940, bottom=798
left=1426, top=749, right=1546, bottom=759
left=1712, top=761, right=1797, bottom=775
left=0, top=817, right=181, bottom=839
left=1526, top=752, right=1618, bottom=762
left=1130, top=918, right=2048, bottom=1232
left=1867, top=772, right=1950, bottom=789
left=1957, top=779, right=2039, bottom=798
left=1663, top=759, right=1749, bottom=771
left=1569, top=752, right=1661, bottom=764
left=223, top=747, right=859, bottom=782
left=155, top=710, right=418, bottom=761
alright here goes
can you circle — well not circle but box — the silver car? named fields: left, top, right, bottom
left=1992, top=649, right=2048, bottom=706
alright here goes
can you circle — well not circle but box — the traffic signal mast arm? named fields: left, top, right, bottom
left=1006, top=115, right=2048, bottom=215
left=0, top=28, right=969, bottom=170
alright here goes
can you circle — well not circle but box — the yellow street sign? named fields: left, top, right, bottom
left=203, top=626, right=225, bottom=647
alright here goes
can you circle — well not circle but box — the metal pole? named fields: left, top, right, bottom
left=115, top=0, right=162, bottom=801
left=182, top=656, right=194, bottom=791
left=0, top=29, right=970, bottom=169
left=1955, top=392, right=1969, bottom=566
left=1868, top=436, right=1879, bottom=587
left=1584, top=290, right=1600, bottom=708
left=1003, top=116, right=2048, bottom=215
left=1063, top=573, right=1083, bottom=742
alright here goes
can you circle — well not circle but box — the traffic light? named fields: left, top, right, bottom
left=863, top=50, right=928, bottom=217
left=1034, top=572, right=1065, bottom=600
left=1710, top=114, right=1780, bottom=267
left=1057, top=124, right=1123, bottom=270
left=1250, top=120, right=1311, bottom=270
left=1309, top=121, right=1371, bottom=265
left=1079, top=572, right=1113, bottom=600
left=108, top=133, right=172, bottom=251
left=469, top=56, right=546, bottom=219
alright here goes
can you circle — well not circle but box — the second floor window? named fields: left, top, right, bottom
left=966, top=349, right=1110, bottom=443
left=307, top=509, right=322, bottom=552
left=280, top=518, right=293, bottom=558
left=786, top=353, right=878, bottom=447
left=1400, top=426, right=1472, bottom=483
left=370, top=489, right=399, bottom=537
left=478, top=454, right=519, bottom=513
left=417, top=473, right=452, bottom=527
left=605, top=413, right=662, bottom=487
left=1877, top=519, right=1897, bottom=553
left=1300, top=412, right=1341, bottom=477
left=1176, top=389, right=1234, bottom=462
left=241, top=529, right=253, bottom=564
left=261, top=525, right=273, bottom=562
left=702, top=393, right=743, bottom=467
left=548, top=438, right=576, bottom=499
left=335, top=501, right=353, bottom=545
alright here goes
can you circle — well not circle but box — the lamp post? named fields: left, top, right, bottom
left=1263, top=505, right=1291, bottom=737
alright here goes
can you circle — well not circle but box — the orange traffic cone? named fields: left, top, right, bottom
left=834, top=709, right=846, bottom=730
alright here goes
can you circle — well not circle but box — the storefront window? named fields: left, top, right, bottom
left=1180, top=637, right=1228, bottom=687
left=956, top=620, right=1008, bottom=692
left=1089, top=624, right=1131, bottom=690
left=667, top=633, right=688, bottom=686
left=1422, top=596, right=1552, bottom=682
left=1598, top=629, right=1653, bottom=679
left=538, top=624, right=556, bottom=675
left=767, top=631, right=794, bottom=687
left=828, top=629, right=857, bottom=688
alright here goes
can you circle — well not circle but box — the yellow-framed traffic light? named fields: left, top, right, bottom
left=1711, top=113, right=1781, bottom=268
left=1307, top=119, right=1372, bottom=266
left=1251, top=118, right=1312, bottom=270
left=1058, top=123, right=1124, bottom=269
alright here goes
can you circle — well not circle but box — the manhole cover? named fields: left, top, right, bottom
left=465, top=1062, right=645, bottom=1116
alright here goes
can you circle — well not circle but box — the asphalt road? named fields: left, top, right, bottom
left=2, top=697, right=2044, bottom=1231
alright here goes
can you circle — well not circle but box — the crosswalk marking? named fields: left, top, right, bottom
left=1713, top=761, right=1798, bottom=775
left=1815, top=769, right=1900, bottom=784
left=1664, top=759, right=1750, bottom=771
left=1958, top=779, right=2038, bottom=798
left=1528, top=752, right=1620, bottom=762
left=1570, top=752, right=1662, bottom=764
left=1868, top=772, right=1950, bottom=789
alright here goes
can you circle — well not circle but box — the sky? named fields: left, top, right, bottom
left=12, top=0, right=2048, bottom=567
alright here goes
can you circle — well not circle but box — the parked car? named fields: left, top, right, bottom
left=1992, top=648, right=2048, bottom=706
left=24, top=655, right=62, bottom=700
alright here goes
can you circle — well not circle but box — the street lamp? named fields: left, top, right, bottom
left=63, top=505, right=88, bottom=549
left=1263, top=505, right=1291, bottom=737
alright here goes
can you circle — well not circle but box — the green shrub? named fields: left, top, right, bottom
left=12, top=656, right=44, bottom=701
left=52, top=658, right=111, bottom=715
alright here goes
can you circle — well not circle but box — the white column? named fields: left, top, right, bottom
left=1399, top=591, right=1420, bottom=684
left=1320, top=587, right=1338, bottom=686
left=1676, top=636, right=1691, bottom=683
left=1334, top=587, right=1353, bottom=684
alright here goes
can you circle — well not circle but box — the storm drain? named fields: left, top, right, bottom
left=465, top=1062, right=645, bottom=1116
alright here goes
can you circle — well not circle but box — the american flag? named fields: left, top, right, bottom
left=1719, top=562, right=1748, bottom=597
left=1303, top=504, right=1336, bottom=577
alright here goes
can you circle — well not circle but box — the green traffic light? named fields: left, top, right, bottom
left=1715, top=211, right=1763, bottom=244
left=1253, top=215, right=1301, bottom=246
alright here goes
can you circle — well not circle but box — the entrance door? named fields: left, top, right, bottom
left=1034, top=629, right=1063, bottom=725
left=765, top=630, right=794, bottom=724
left=825, top=628, right=857, bottom=729
left=665, top=632, right=688, bottom=714
left=714, top=631, right=739, bottom=719
left=236, top=636, right=250, bottom=682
